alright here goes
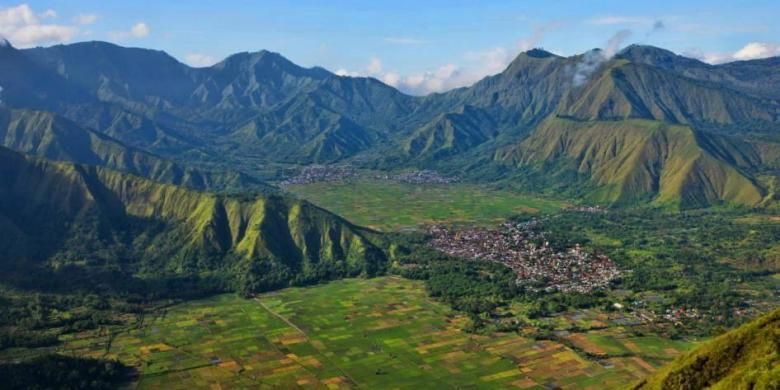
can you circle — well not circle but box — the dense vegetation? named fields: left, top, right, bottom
left=0, top=146, right=386, bottom=350
left=386, top=208, right=778, bottom=336
left=0, top=354, right=131, bottom=390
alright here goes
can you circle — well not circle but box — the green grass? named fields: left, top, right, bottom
left=287, top=179, right=564, bottom=231
left=56, top=277, right=677, bottom=389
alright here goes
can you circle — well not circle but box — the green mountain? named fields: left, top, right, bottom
left=403, top=105, right=497, bottom=160
left=498, top=117, right=770, bottom=208
left=0, top=107, right=267, bottom=192
left=633, top=308, right=779, bottom=390
left=556, top=59, right=780, bottom=127
left=3, top=40, right=780, bottom=209
left=0, top=146, right=385, bottom=292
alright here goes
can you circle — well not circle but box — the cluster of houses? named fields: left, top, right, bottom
left=428, top=220, right=623, bottom=293
left=563, top=205, right=608, bottom=213
left=391, top=170, right=458, bottom=185
left=279, top=165, right=357, bottom=186
left=281, top=165, right=458, bottom=187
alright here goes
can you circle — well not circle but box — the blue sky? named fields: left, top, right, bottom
left=1, top=0, right=779, bottom=94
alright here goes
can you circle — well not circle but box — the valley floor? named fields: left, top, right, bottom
left=55, top=277, right=692, bottom=389
left=287, top=179, right=563, bottom=231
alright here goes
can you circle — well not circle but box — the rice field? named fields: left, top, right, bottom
left=59, top=277, right=690, bottom=389
left=287, top=180, right=564, bottom=231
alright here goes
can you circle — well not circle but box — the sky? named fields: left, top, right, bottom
left=1, top=0, right=779, bottom=95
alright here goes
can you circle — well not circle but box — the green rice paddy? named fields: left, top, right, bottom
left=287, top=180, right=564, bottom=231
left=58, top=277, right=691, bottom=389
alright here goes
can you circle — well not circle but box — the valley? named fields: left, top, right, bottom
left=22, top=277, right=696, bottom=389
left=1, top=15, right=779, bottom=388
left=287, top=178, right=563, bottom=231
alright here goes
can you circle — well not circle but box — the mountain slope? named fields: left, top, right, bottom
left=0, top=107, right=267, bottom=192
left=404, top=105, right=497, bottom=159
left=498, top=118, right=767, bottom=208
left=3, top=40, right=780, bottom=208
left=619, top=44, right=780, bottom=100
left=0, top=146, right=385, bottom=291
left=633, top=308, right=779, bottom=390
left=557, top=60, right=780, bottom=127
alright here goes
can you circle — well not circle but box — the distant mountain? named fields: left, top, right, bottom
left=0, top=146, right=385, bottom=291
left=3, top=40, right=780, bottom=208
left=634, top=308, right=779, bottom=389
left=0, top=107, right=268, bottom=192
left=497, top=118, right=771, bottom=208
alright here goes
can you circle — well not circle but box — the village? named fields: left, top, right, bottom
left=281, top=165, right=458, bottom=186
left=428, top=219, right=623, bottom=293
left=279, top=165, right=357, bottom=186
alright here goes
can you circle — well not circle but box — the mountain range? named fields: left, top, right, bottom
left=2, top=40, right=780, bottom=208
left=0, top=145, right=385, bottom=293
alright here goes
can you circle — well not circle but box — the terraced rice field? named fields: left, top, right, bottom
left=59, top=277, right=688, bottom=389
left=287, top=180, right=564, bottom=231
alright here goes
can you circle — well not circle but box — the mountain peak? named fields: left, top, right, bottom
left=215, top=49, right=332, bottom=79
left=617, top=44, right=708, bottom=67
left=0, top=37, right=14, bottom=51
left=524, top=48, right=557, bottom=58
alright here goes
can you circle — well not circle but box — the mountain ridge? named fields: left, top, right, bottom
left=3, top=40, right=780, bottom=209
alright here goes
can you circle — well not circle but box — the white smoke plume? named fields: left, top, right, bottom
left=572, top=29, right=632, bottom=87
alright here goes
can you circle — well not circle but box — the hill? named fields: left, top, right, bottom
left=633, top=308, right=780, bottom=389
left=0, top=107, right=268, bottom=192
left=497, top=117, right=771, bottom=208
left=0, top=146, right=385, bottom=293
left=3, top=40, right=780, bottom=208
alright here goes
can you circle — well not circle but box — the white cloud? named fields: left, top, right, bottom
left=332, top=27, right=563, bottom=95
left=0, top=4, right=77, bottom=47
left=366, top=57, right=383, bottom=75
left=109, top=21, right=151, bottom=41
left=74, top=13, right=98, bottom=25
left=39, top=9, right=56, bottom=19
left=572, top=29, right=632, bottom=87
left=184, top=53, right=218, bottom=67
left=687, top=42, right=780, bottom=64
left=733, top=42, right=780, bottom=61
left=131, top=22, right=150, bottom=38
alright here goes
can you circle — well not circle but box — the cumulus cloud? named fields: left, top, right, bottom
left=0, top=4, right=77, bottom=47
left=184, top=53, right=218, bottom=67
left=39, top=9, right=56, bottom=19
left=733, top=42, right=780, bottom=60
left=334, top=25, right=563, bottom=95
left=131, top=22, right=150, bottom=38
left=687, top=42, right=780, bottom=64
left=109, top=21, right=151, bottom=40
left=366, top=57, right=383, bottom=75
left=73, top=13, right=98, bottom=25
left=572, top=29, right=632, bottom=87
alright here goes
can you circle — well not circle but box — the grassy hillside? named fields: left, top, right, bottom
left=634, top=308, right=779, bottom=390
left=0, top=108, right=267, bottom=192
left=499, top=118, right=767, bottom=209
left=4, top=41, right=780, bottom=208
left=403, top=105, right=497, bottom=160
left=558, top=61, right=779, bottom=126
left=0, top=146, right=385, bottom=293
